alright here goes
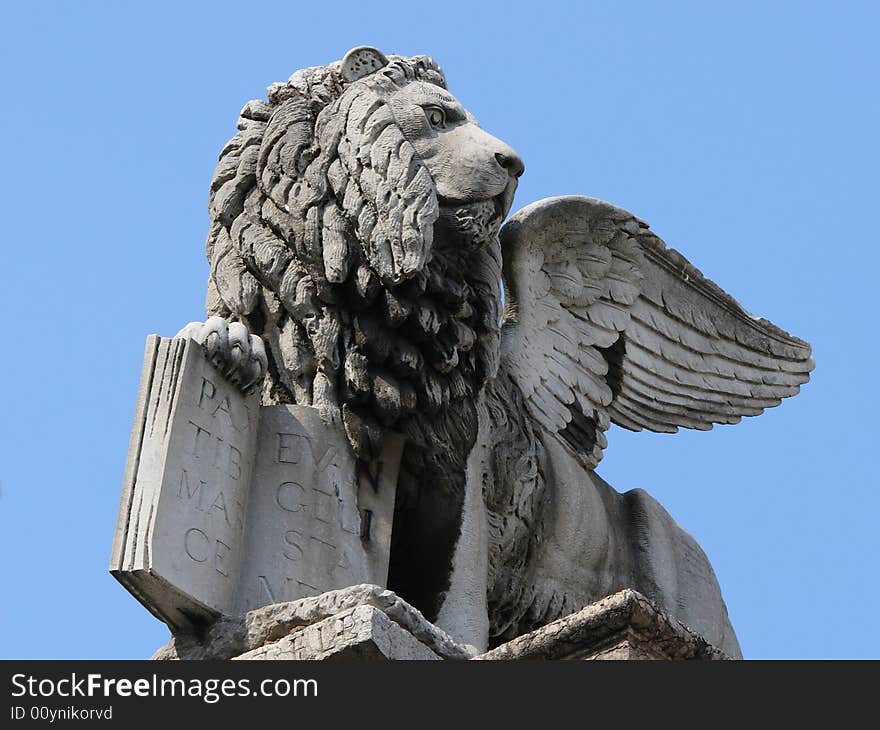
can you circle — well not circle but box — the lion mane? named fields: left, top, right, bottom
left=205, top=52, right=504, bottom=618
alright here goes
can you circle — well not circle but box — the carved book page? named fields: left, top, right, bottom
left=111, top=336, right=402, bottom=631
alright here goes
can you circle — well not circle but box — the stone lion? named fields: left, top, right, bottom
left=180, top=47, right=813, bottom=658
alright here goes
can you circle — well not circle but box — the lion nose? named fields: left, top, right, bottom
left=495, top=150, right=525, bottom=179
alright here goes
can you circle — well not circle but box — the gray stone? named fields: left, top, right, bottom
left=112, top=338, right=401, bottom=631
left=476, top=589, right=729, bottom=661
left=234, top=407, right=400, bottom=613
left=116, top=46, right=814, bottom=659
left=234, top=606, right=441, bottom=661
left=110, top=335, right=259, bottom=629
left=152, top=584, right=473, bottom=661
left=152, top=587, right=727, bottom=661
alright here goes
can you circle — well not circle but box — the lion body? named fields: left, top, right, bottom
left=203, top=50, right=741, bottom=657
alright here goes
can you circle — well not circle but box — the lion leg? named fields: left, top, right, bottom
left=433, top=401, right=492, bottom=653
left=621, top=487, right=743, bottom=658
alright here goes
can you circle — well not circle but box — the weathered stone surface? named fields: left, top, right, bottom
left=234, top=606, right=441, bottom=661
left=110, top=336, right=259, bottom=629
left=152, top=587, right=727, bottom=661
left=112, top=338, right=401, bottom=632
left=476, top=590, right=728, bottom=661
left=234, top=407, right=400, bottom=614
left=152, top=584, right=473, bottom=661
left=116, top=46, right=814, bottom=659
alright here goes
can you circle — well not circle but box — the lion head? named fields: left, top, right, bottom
left=205, top=47, right=524, bottom=617
left=206, top=46, right=522, bottom=448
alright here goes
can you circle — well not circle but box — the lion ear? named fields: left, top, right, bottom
left=341, top=46, right=389, bottom=82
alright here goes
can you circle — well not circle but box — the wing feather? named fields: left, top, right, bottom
left=500, top=195, right=813, bottom=463
left=501, top=197, right=643, bottom=466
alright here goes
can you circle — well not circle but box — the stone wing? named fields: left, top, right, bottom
left=499, top=195, right=814, bottom=467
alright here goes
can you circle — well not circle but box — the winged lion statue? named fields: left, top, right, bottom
left=178, top=47, right=813, bottom=658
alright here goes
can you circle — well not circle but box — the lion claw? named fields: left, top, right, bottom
left=176, top=317, right=267, bottom=394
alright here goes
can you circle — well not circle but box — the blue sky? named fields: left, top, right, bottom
left=1, top=1, right=876, bottom=659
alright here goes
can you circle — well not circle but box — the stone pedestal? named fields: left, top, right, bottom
left=476, top=589, right=729, bottom=660
left=151, top=586, right=729, bottom=661
left=151, top=584, right=474, bottom=660
left=234, top=606, right=442, bottom=661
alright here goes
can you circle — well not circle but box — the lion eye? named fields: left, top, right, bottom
left=425, top=106, right=446, bottom=129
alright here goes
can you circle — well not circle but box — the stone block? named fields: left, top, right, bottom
left=151, top=584, right=473, bottom=661
left=475, top=589, right=729, bottom=660
left=110, top=336, right=259, bottom=629
left=152, top=586, right=727, bottom=662
left=233, top=605, right=441, bottom=661
left=111, top=337, right=402, bottom=632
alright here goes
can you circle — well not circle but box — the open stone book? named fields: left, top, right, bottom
left=110, top=335, right=401, bottom=631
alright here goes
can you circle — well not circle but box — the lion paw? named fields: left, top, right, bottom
left=176, top=316, right=268, bottom=394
